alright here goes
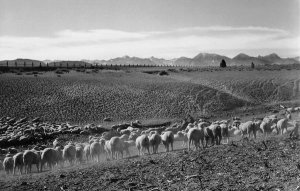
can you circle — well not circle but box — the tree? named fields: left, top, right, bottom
left=251, top=62, right=255, bottom=69
left=220, top=59, right=227, bottom=68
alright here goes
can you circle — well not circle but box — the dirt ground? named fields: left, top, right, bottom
left=1, top=135, right=300, bottom=191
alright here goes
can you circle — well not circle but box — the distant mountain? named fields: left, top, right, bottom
left=1, top=53, right=299, bottom=68
left=257, top=53, right=299, bottom=65
left=0, top=58, right=45, bottom=67
left=258, top=53, right=281, bottom=63
left=232, top=53, right=267, bottom=66
left=233, top=53, right=254, bottom=60
left=149, top=57, right=173, bottom=66
left=172, top=57, right=192, bottom=66
left=105, top=56, right=155, bottom=66
left=191, top=53, right=231, bottom=66
left=293, top=56, right=300, bottom=62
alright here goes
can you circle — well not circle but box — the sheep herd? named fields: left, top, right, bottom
left=1, top=107, right=300, bottom=176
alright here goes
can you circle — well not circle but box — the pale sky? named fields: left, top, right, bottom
left=0, top=0, right=299, bottom=60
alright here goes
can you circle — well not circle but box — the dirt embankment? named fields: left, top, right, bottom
left=0, top=70, right=299, bottom=124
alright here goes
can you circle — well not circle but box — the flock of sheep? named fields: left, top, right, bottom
left=2, top=107, right=300, bottom=176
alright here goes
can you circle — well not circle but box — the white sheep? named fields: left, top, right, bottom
left=185, top=123, right=194, bottom=132
left=62, top=144, right=76, bottom=165
left=107, top=136, right=126, bottom=159
left=122, top=140, right=135, bottom=157
left=277, top=118, right=288, bottom=135
left=41, top=148, right=59, bottom=171
left=263, top=115, right=278, bottom=125
left=289, top=121, right=299, bottom=138
left=23, top=149, right=41, bottom=173
left=187, top=127, right=205, bottom=151
left=75, top=144, right=84, bottom=164
left=3, top=156, right=14, bottom=175
left=53, top=138, right=61, bottom=148
left=120, top=134, right=129, bottom=141
left=129, top=132, right=139, bottom=141
left=149, top=132, right=162, bottom=154
left=54, top=146, right=63, bottom=167
left=120, top=129, right=131, bottom=135
left=260, top=118, right=277, bottom=139
left=239, top=121, right=259, bottom=139
left=286, top=107, right=294, bottom=113
left=207, top=124, right=222, bottom=145
left=174, top=131, right=188, bottom=147
left=198, top=122, right=210, bottom=129
left=90, top=141, right=102, bottom=162
left=220, top=123, right=229, bottom=144
left=135, top=134, right=150, bottom=155
left=161, top=131, right=174, bottom=152
left=84, top=144, right=91, bottom=162
left=13, top=152, right=24, bottom=175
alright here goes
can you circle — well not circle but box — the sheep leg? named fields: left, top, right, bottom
left=253, top=130, right=257, bottom=139
left=205, top=137, right=209, bottom=147
left=188, top=139, right=191, bottom=151
left=195, top=141, right=198, bottom=150
left=126, top=149, right=130, bottom=157
left=36, top=164, right=39, bottom=173
left=111, top=151, right=114, bottom=160
left=200, top=139, right=204, bottom=149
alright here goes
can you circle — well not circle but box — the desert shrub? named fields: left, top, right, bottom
left=158, top=71, right=169, bottom=76
left=10, top=69, right=22, bottom=73
left=167, top=68, right=178, bottom=73
left=55, top=70, right=64, bottom=74
left=142, top=70, right=160, bottom=75
left=91, top=69, right=99, bottom=73
left=76, top=69, right=86, bottom=72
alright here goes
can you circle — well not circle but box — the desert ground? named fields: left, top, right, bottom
left=0, top=66, right=300, bottom=191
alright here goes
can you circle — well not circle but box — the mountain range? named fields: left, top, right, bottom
left=0, top=53, right=299, bottom=67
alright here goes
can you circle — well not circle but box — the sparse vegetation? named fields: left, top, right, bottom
left=158, top=70, right=168, bottom=75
